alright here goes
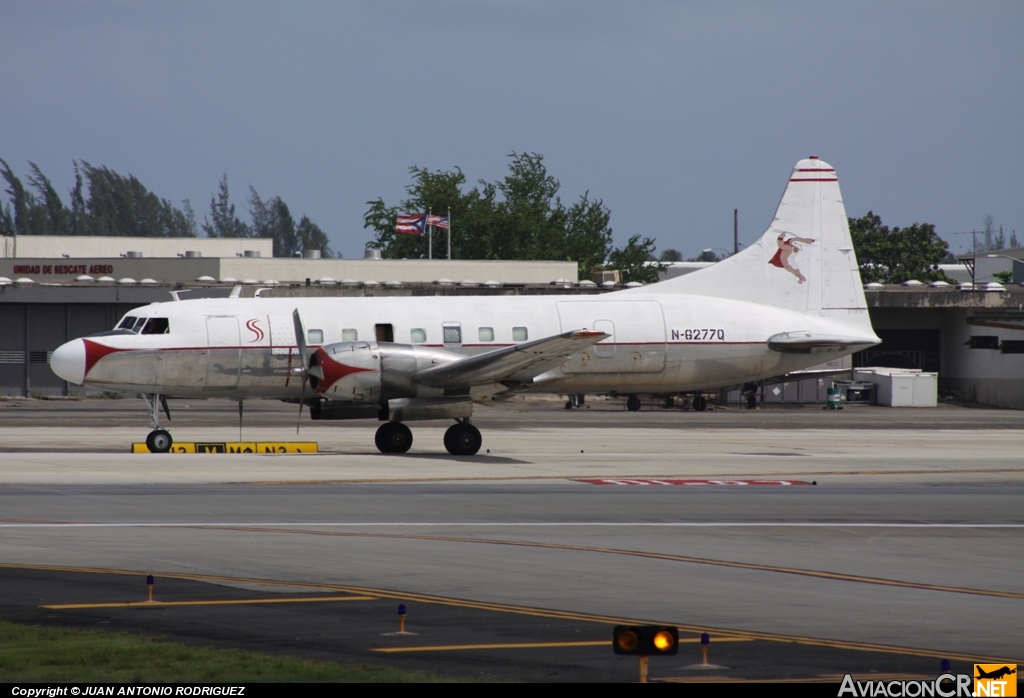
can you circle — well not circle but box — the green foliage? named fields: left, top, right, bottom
left=0, top=620, right=455, bottom=683
left=607, top=233, right=664, bottom=283
left=0, top=160, right=327, bottom=253
left=364, top=152, right=615, bottom=279
left=992, top=270, right=1013, bottom=284
left=659, top=248, right=683, bottom=262
left=202, top=174, right=252, bottom=239
left=849, top=211, right=949, bottom=283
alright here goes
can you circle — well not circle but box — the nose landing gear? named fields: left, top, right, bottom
left=143, top=394, right=174, bottom=453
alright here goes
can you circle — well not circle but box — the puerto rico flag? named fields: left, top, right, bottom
left=395, top=214, right=426, bottom=235
left=428, top=215, right=449, bottom=229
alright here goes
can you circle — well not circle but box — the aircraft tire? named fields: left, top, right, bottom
left=626, top=395, right=641, bottom=412
left=375, top=422, right=413, bottom=454
left=444, top=423, right=482, bottom=456
left=695, top=396, right=708, bottom=412
left=146, top=429, right=173, bottom=453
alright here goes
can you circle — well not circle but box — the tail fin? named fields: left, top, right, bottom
left=634, top=157, right=870, bottom=325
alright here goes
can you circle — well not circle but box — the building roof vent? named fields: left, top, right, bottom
left=243, top=250, right=261, bottom=258
left=302, top=249, right=322, bottom=259
left=183, top=250, right=202, bottom=258
left=364, top=248, right=382, bottom=260
left=124, top=251, right=144, bottom=258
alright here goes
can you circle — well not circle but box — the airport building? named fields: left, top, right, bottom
left=1, top=237, right=1023, bottom=407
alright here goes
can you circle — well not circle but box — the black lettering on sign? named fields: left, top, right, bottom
left=196, top=443, right=226, bottom=453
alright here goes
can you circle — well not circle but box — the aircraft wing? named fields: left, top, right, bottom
left=413, top=329, right=609, bottom=388
left=768, top=331, right=879, bottom=354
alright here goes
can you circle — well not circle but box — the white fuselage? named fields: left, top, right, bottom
left=55, top=292, right=866, bottom=399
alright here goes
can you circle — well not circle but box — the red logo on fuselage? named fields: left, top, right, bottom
left=246, top=319, right=265, bottom=342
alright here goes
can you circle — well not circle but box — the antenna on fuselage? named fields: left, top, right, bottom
left=169, top=289, right=192, bottom=302
left=228, top=285, right=243, bottom=299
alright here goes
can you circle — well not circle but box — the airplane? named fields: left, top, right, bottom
left=975, top=667, right=1017, bottom=681
left=49, top=156, right=880, bottom=456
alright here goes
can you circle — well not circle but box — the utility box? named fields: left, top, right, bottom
left=853, top=368, right=938, bottom=407
left=834, top=380, right=875, bottom=403
left=593, top=270, right=620, bottom=285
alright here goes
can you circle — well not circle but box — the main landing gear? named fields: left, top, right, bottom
left=143, top=393, right=173, bottom=453
left=373, top=418, right=483, bottom=456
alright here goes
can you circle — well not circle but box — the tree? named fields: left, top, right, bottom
left=202, top=174, right=251, bottom=239
left=659, top=248, right=683, bottom=262
left=296, top=215, right=334, bottom=257
left=364, top=152, right=616, bottom=279
left=607, top=234, right=664, bottom=283
left=848, top=211, right=949, bottom=283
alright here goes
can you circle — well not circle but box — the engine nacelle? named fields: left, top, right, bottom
left=310, top=341, right=466, bottom=403
left=311, top=341, right=382, bottom=402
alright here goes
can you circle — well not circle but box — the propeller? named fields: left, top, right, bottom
left=292, top=309, right=323, bottom=434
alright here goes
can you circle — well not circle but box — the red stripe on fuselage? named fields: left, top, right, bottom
left=83, top=339, right=129, bottom=377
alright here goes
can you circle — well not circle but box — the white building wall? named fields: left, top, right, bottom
left=941, top=308, right=1024, bottom=408
left=0, top=236, right=273, bottom=259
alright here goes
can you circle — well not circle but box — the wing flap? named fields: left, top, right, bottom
left=413, top=329, right=609, bottom=388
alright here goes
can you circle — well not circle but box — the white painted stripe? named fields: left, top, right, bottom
left=0, top=522, right=1021, bottom=529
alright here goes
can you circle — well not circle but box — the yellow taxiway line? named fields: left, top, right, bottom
left=207, top=525, right=1024, bottom=601
left=374, top=637, right=753, bottom=653
left=42, top=595, right=375, bottom=610
left=4, top=563, right=1020, bottom=665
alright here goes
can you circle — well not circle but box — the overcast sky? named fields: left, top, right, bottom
left=2, top=1, right=1021, bottom=258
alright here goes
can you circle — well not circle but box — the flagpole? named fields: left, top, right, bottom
left=428, top=208, right=433, bottom=260
left=447, top=207, right=452, bottom=260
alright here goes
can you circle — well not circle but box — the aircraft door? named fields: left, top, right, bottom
left=593, top=320, right=615, bottom=358
left=557, top=301, right=666, bottom=374
left=205, top=316, right=241, bottom=390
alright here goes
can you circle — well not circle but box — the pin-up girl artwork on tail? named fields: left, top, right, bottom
left=768, top=232, right=815, bottom=284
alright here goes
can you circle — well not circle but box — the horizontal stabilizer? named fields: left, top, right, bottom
left=413, top=329, right=609, bottom=388
left=767, top=331, right=879, bottom=354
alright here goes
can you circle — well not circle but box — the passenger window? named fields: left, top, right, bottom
left=307, top=329, right=324, bottom=344
left=411, top=328, right=427, bottom=343
left=117, top=316, right=137, bottom=330
left=512, top=326, right=528, bottom=341
left=141, top=318, right=169, bottom=335
left=342, top=328, right=358, bottom=341
left=478, top=327, right=494, bottom=342
left=443, top=323, right=462, bottom=345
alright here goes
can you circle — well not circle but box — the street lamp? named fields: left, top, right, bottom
left=985, top=253, right=1023, bottom=284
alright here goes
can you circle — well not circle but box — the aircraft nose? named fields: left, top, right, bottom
left=50, top=339, right=86, bottom=384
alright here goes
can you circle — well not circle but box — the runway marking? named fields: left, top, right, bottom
left=374, top=637, right=753, bottom=653
left=201, top=526, right=1024, bottom=601
left=42, top=595, right=376, bottom=609
left=2, top=521, right=1022, bottom=529
left=3, top=563, right=1020, bottom=665
left=578, top=479, right=813, bottom=485
left=236, top=467, right=1024, bottom=485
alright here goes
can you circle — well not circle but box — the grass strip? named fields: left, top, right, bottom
left=0, top=620, right=455, bottom=682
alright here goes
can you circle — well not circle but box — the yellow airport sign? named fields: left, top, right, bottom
left=131, top=442, right=318, bottom=454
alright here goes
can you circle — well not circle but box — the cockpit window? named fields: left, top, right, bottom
left=116, top=316, right=138, bottom=330
left=141, top=318, right=170, bottom=335
left=132, top=317, right=147, bottom=333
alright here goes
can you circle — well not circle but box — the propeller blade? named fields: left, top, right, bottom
left=296, top=375, right=306, bottom=435
left=292, top=309, right=307, bottom=361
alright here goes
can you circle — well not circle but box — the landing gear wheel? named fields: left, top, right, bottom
left=694, top=396, right=708, bottom=412
left=375, top=422, right=413, bottom=454
left=444, top=423, right=482, bottom=456
left=626, top=395, right=641, bottom=412
left=146, top=429, right=173, bottom=453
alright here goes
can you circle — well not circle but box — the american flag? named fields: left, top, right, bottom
left=428, top=215, right=449, bottom=230
left=395, top=214, right=426, bottom=235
